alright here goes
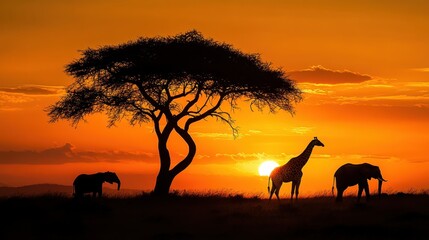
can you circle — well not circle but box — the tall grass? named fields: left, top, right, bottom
left=0, top=191, right=428, bottom=239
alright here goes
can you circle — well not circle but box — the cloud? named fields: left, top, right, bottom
left=191, top=131, right=250, bottom=140
left=0, top=93, right=32, bottom=104
left=411, top=68, right=429, bottom=72
left=336, top=95, right=429, bottom=102
left=301, top=88, right=332, bottom=95
left=328, top=154, right=401, bottom=163
left=192, top=132, right=234, bottom=139
left=247, top=129, right=262, bottom=134
left=291, top=127, right=313, bottom=135
left=297, top=77, right=429, bottom=108
left=0, top=143, right=156, bottom=165
left=214, top=152, right=294, bottom=162
left=0, top=85, right=66, bottom=111
left=289, top=65, right=372, bottom=84
left=0, top=85, right=65, bottom=95
left=202, top=152, right=331, bottom=165
left=406, top=82, right=429, bottom=87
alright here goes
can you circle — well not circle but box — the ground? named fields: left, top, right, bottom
left=0, top=193, right=428, bottom=239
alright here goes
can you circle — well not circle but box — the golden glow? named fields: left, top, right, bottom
left=258, top=161, right=279, bottom=176
left=0, top=1, right=429, bottom=195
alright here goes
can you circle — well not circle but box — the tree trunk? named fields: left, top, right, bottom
left=152, top=128, right=173, bottom=196
left=170, top=127, right=197, bottom=178
left=153, top=172, right=173, bottom=196
left=152, top=126, right=196, bottom=196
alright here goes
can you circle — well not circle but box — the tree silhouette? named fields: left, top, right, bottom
left=47, top=31, right=302, bottom=196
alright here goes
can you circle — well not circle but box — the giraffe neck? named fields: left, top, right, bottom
left=295, top=142, right=315, bottom=169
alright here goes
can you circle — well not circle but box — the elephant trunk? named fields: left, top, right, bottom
left=116, top=180, right=121, bottom=191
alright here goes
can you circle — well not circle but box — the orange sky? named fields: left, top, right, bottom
left=1, top=0, right=428, bottom=196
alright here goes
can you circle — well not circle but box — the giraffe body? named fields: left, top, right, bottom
left=268, top=137, right=324, bottom=200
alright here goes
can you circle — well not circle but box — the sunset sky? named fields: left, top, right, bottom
left=1, top=0, right=428, bottom=196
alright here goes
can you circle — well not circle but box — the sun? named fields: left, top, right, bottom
left=258, top=160, right=279, bottom=176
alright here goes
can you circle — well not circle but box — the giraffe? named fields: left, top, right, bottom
left=268, top=137, right=324, bottom=200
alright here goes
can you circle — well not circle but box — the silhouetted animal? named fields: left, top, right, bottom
left=73, top=171, right=120, bottom=198
left=268, top=137, right=324, bottom=200
left=333, top=163, right=386, bottom=202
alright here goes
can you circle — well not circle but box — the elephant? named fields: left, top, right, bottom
left=332, top=163, right=386, bottom=202
left=73, top=171, right=121, bottom=198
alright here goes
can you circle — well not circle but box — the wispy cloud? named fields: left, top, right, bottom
left=329, top=154, right=401, bottom=163
left=298, top=76, right=429, bottom=108
left=301, top=88, right=332, bottom=95
left=0, top=143, right=156, bottom=165
left=406, top=82, right=429, bottom=87
left=247, top=129, right=262, bottom=134
left=211, top=152, right=400, bottom=164
left=0, top=94, right=32, bottom=104
left=0, top=85, right=66, bottom=111
left=291, top=127, right=313, bottom=135
left=0, top=85, right=65, bottom=95
left=411, top=68, right=429, bottom=72
left=336, top=95, right=429, bottom=102
left=214, top=152, right=294, bottom=162
left=289, top=65, right=372, bottom=84
left=191, top=131, right=248, bottom=140
left=0, top=93, right=33, bottom=111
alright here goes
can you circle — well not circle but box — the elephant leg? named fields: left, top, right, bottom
left=336, top=188, right=345, bottom=202
left=357, top=184, right=364, bottom=202
left=363, top=181, right=370, bottom=201
left=75, top=192, right=82, bottom=198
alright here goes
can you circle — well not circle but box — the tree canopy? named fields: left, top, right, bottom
left=48, top=30, right=302, bottom=195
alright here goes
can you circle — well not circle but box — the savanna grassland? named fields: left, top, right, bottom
left=0, top=193, right=428, bottom=240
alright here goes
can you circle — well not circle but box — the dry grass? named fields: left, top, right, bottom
left=0, top=192, right=428, bottom=239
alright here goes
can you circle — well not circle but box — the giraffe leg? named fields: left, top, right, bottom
left=275, top=182, right=282, bottom=200
left=269, top=184, right=276, bottom=200
left=291, top=181, right=296, bottom=201
left=275, top=188, right=280, bottom=200
left=295, top=178, right=302, bottom=200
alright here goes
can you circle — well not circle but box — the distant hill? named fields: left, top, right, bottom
left=0, top=182, right=9, bottom=187
left=0, top=184, right=143, bottom=197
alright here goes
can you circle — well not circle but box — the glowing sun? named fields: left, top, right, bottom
left=258, top=160, right=279, bottom=176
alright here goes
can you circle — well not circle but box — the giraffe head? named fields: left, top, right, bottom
left=312, top=137, right=325, bottom=147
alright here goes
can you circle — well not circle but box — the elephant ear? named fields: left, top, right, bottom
left=364, top=165, right=381, bottom=180
left=105, top=172, right=117, bottom=184
left=362, top=168, right=373, bottom=180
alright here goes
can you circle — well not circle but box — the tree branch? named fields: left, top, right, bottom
left=189, top=92, right=214, bottom=115
left=135, top=83, right=162, bottom=110
left=174, top=84, right=203, bottom=121
left=170, top=81, right=197, bottom=100
left=169, top=126, right=196, bottom=178
left=184, top=94, right=225, bottom=131
left=152, top=112, right=162, bottom=138
left=211, top=111, right=238, bottom=138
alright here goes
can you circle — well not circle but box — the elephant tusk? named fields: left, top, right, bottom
left=378, top=177, right=387, bottom=182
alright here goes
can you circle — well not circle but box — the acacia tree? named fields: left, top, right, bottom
left=48, top=31, right=302, bottom=196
